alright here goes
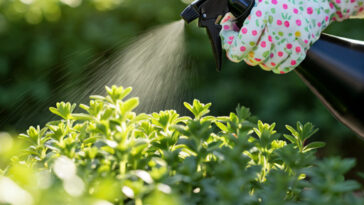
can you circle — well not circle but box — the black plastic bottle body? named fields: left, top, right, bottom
left=296, top=33, right=364, bottom=138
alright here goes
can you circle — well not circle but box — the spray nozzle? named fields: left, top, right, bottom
left=181, top=0, right=254, bottom=71
left=181, top=2, right=200, bottom=23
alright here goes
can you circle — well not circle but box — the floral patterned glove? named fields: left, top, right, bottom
left=220, top=0, right=364, bottom=74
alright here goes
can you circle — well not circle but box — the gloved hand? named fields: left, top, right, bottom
left=220, top=0, right=364, bottom=74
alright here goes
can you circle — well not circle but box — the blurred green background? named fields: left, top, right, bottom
left=0, top=0, right=364, bottom=180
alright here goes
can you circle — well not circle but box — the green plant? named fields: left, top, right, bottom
left=1, top=0, right=364, bottom=171
left=0, top=85, right=363, bottom=205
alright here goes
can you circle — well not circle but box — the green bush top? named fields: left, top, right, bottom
left=0, top=86, right=363, bottom=205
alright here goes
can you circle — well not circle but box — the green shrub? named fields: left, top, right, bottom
left=1, top=0, right=364, bottom=166
left=1, top=86, right=363, bottom=205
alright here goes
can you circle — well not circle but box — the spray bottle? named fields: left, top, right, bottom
left=181, top=0, right=364, bottom=138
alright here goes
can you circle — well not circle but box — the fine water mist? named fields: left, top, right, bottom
left=88, top=19, right=192, bottom=112
left=4, top=20, right=195, bottom=129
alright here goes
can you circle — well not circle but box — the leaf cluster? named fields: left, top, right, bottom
left=1, top=86, right=363, bottom=205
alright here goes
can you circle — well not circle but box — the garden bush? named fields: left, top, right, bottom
left=0, top=86, right=363, bottom=205
left=1, top=0, right=364, bottom=177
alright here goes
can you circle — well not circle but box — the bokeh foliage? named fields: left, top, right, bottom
left=1, top=0, right=364, bottom=179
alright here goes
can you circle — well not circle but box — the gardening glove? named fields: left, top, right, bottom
left=220, top=0, right=364, bottom=74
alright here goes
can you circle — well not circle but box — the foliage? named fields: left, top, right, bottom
left=1, top=86, right=363, bottom=205
left=1, top=0, right=364, bottom=184
left=1, top=0, right=364, bottom=157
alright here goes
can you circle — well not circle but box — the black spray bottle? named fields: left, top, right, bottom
left=181, top=0, right=364, bottom=138
left=296, top=34, right=364, bottom=138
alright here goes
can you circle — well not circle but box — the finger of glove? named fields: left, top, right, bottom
left=220, top=14, right=240, bottom=51
left=273, top=42, right=306, bottom=74
left=225, top=7, right=266, bottom=63
left=221, top=29, right=239, bottom=51
left=221, top=12, right=236, bottom=24
left=261, top=42, right=291, bottom=71
left=244, top=27, right=272, bottom=67
left=236, top=7, right=267, bottom=55
left=222, top=26, right=250, bottom=63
